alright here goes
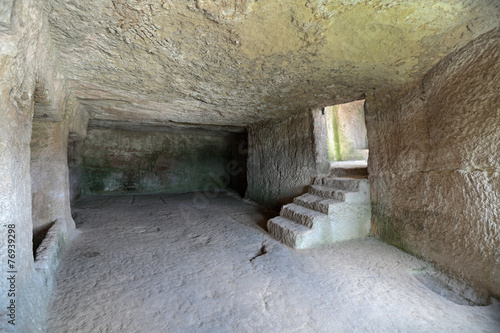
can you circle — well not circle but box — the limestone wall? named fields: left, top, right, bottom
left=30, top=121, right=72, bottom=254
left=67, top=140, right=84, bottom=203
left=0, top=1, right=82, bottom=331
left=366, top=28, right=500, bottom=298
left=326, top=100, right=368, bottom=161
left=228, top=133, right=249, bottom=198
left=246, top=109, right=329, bottom=208
left=82, top=128, right=245, bottom=195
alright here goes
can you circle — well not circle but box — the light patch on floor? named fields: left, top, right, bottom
left=46, top=192, right=500, bottom=332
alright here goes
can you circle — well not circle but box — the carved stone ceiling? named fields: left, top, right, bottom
left=43, top=0, right=499, bottom=129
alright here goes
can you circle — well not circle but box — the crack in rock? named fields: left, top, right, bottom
left=250, top=245, right=267, bottom=262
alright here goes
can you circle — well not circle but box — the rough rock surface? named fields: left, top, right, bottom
left=41, top=0, right=500, bottom=128
left=366, top=28, right=500, bottom=298
left=246, top=110, right=329, bottom=208
left=1, top=1, right=499, bottom=331
left=31, top=120, right=73, bottom=252
left=0, top=1, right=92, bottom=330
left=67, top=140, right=84, bottom=203
left=326, top=100, right=368, bottom=161
left=46, top=193, right=500, bottom=332
left=82, top=127, right=245, bottom=195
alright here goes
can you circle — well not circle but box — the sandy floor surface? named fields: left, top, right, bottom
left=46, top=192, right=500, bottom=332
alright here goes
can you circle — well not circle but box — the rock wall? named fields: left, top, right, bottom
left=366, top=28, right=500, bottom=299
left=30, top=120, right=72, bottom=255
left=228, top=133, right=249, bottom=198
left=326, top=100, right=368, bottom=161
left=82, top=128, right=245, bottom=195
left=0, top=1, right=84, bottom=331
left=246, top=109, right=329, bottom=208
left=67, top=140, right=84, bottom=203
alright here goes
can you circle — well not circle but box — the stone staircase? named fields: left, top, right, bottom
left=267, top=164, right=371, bottom=249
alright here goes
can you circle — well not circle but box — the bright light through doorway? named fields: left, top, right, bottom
left=325, top=100, right=368, bottom=163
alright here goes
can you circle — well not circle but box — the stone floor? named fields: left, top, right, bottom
left=46, top=192, right=500, bottom=332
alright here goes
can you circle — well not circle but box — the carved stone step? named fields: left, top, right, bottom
left=280, top=203, right=329, bottom=228
left=267, top=216, right=312, bottom=249
left=293, top=193, right=341, bottom=215
left=313, top=177, right=364, bottom=192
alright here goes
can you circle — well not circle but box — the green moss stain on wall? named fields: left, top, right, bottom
left=325, top=106, right=341, bottom=161
left=82, top=128, right=236, bottom=195
left=83, top=168, right=113, bottom=193
left=326, top=100, right=368, bottom=161
left=372, top=201, right=447, bottom=262
left=371, top=202, right=416, bottom=256
left=331, top=105, right=342, bottom=161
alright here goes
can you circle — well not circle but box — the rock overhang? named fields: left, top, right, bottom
left=42, top=0, right=500, bottom=130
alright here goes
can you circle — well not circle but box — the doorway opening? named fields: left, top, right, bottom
left=325, top=100, right=368, bottom=168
